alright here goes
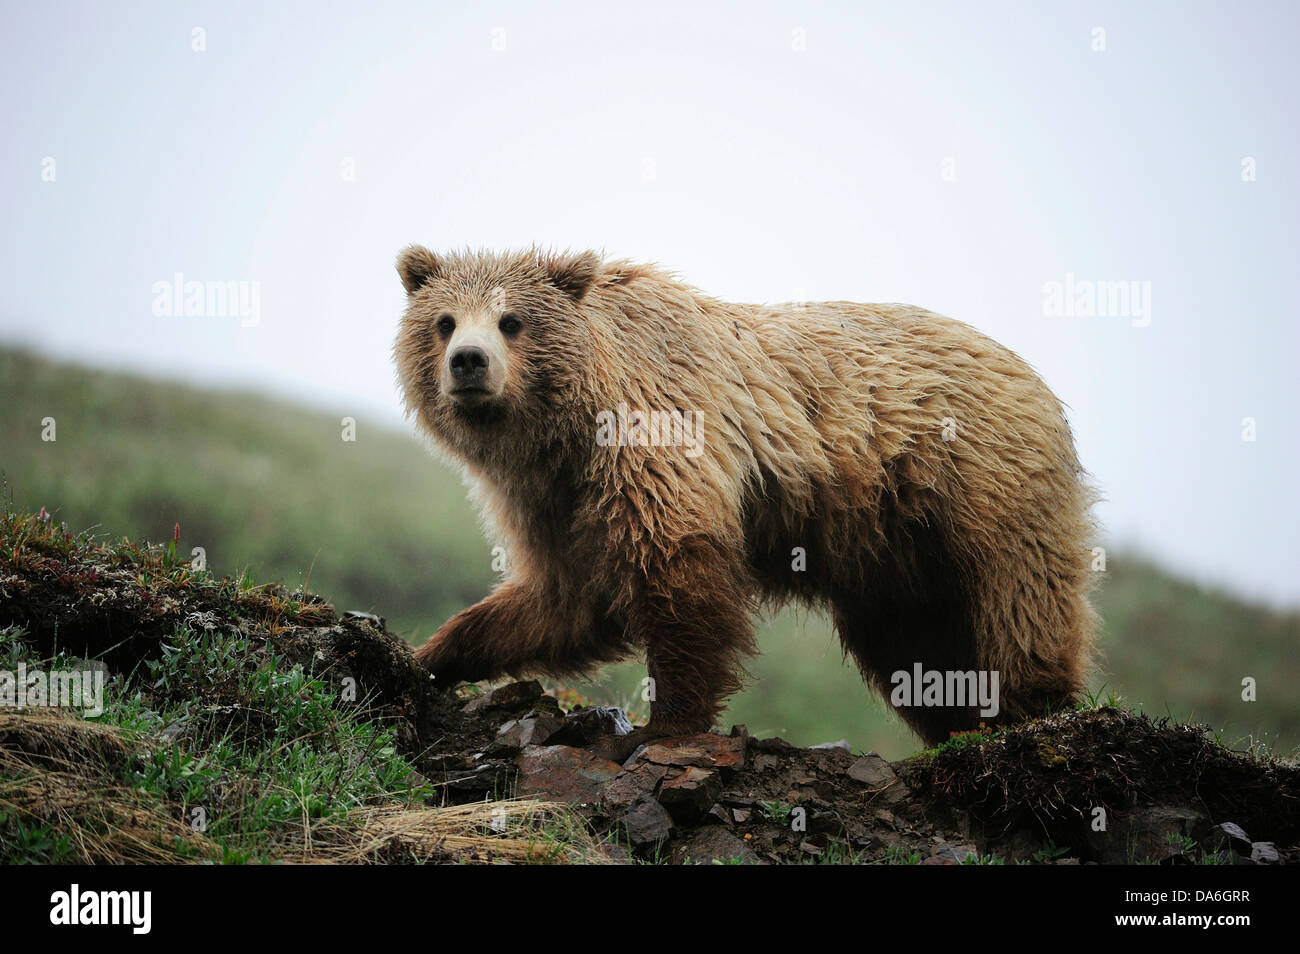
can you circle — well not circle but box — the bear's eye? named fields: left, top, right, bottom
left=499, top=313, right=523, bottom=337
left=435, top=314, right=455, bottom=337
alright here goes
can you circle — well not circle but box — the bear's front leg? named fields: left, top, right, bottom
left=624, top=540, right=758, bottom=738
left=414, top=580, right=629, bottom=688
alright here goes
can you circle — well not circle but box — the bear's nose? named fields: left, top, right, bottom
left=449, top=346, right=489, bottom=384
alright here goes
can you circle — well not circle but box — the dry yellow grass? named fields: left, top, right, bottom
left=285, top=799, right=622, bottom=865
left=0, top=709, right=219, bottom=863
left=0, top=709, right=614, bottom=865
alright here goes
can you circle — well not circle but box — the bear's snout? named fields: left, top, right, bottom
left=449, top=345, right=490, bottom=384
left=443, top=336, right=506, bottom=405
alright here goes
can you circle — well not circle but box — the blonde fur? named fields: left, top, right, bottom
left=394, top=246, right=1099, bottom=743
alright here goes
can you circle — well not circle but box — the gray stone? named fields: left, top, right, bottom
left=619, top=795, right=674, bottom=849
left=673, top=827, right=762, bottom=865
left=847, top=755, right=907, bottom=804
left=548, top=705, right=635, bottom=746
left=1250, top=841, right=1280, bottom=864
left=600, top=761, right=669, bottom=812
left=707, top=803, right=732, bottom=825
left=494, top=714, right=563, bottom=750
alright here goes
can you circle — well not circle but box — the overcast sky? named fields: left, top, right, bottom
left=2, top=0, right=1297, bottom=607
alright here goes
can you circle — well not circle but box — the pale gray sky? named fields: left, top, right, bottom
left=2, top=0, right=1297, bottom=606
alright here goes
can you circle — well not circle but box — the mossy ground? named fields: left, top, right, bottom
left=0, top=510, right=607, bottom=864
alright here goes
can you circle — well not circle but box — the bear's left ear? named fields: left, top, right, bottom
left=396, top=245, right=441, bottom=296
left=544, top=251, right=600, bottom=300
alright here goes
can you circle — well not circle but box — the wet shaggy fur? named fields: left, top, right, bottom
left=394, top=246, right=1099, bottom=744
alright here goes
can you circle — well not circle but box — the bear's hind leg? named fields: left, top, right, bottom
left=961, top=533, right=1097, bottom=726
left=832, top=523, right=986, bottom=746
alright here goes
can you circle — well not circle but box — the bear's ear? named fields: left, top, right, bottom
left=544, top=250, right=600, bottom=300
left=396, top=245, right=441, bottom=295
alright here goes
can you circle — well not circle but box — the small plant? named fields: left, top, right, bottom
left=1166, top=832, right=1196, bottom=854
left=1081, top=683, right=1124, bottom=710
left=1031, top=843, right=1072, bottom=864
left=756, top=800, right=793, bottom=825
left=0, top=811, right=75, bottom=864
left=799, top=840, right=867, bottom=865
left=917, top=723, right=1003, bottom=759
left=878, top=844, right=923, bottom=865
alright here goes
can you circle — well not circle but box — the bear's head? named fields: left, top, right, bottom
left=393, top=246, right=605, bottom=461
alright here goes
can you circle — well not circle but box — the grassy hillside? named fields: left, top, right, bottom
left=2, top=346, right=1296, bottom=758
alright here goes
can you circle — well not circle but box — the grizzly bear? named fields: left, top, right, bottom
left=393, top=245, right=1098, bottom=746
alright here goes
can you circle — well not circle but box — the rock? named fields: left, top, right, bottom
left=1218, top=821, right=1251, bottom=843
left=657, top=766, right=723, bottom=821
left=752, top=754, right=780, bottom=773
left=707, top=803, right=732, bottom=825
left=1250, top=841, right=1280, bottom=864
left=637, top=733, right=747, bottom=778
left=1205, top=821, right=1253, bottom=862
left=672, top=827, right=762, bottom=865
left=732, top=807, right=752, bottom=824
left=930, top=842, right=977, bottom=864
left=547, top=705, right=635, bottom=746
left=462, top=680, right=545, bottom=715
left=618, top=795, right=674, bottom=849
left=847, top=754, right=893, bottom=787
left=491, top=714, right=563, bottom=752
left=847, top=754, right=907, bottom=805
left=811, top=740, right=852, bottom=751
left=515, top=745, right=622, bottom=804
left=600, top=761, right=669, bottom=812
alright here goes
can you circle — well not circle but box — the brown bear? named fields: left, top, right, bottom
left=393, top=245, right=1098, bottom=746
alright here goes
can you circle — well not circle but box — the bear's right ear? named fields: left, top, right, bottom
left=544, top=250, right=601, bottom=300
left=396, top=245, right=441, bottom=295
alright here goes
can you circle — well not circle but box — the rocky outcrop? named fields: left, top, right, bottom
left=419, top=680, right=1300, bottom=865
